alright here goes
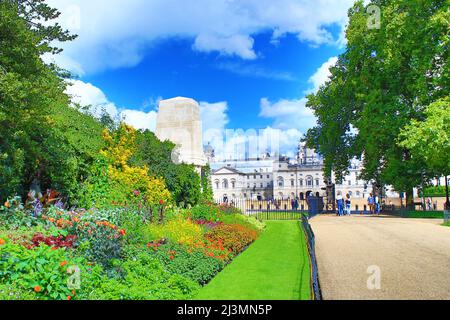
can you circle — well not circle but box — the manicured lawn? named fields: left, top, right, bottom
left=402, top=211, right=445, bottom=219
left=194, top=221, right=311, bottom=300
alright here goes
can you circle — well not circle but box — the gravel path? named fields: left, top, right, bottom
left=310, top=215, right=450, bottom=300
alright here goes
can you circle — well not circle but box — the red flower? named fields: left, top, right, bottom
left=119, top=229, right=126, bottom=236
left=0, top=238, right=5, bottom=246
left=133, top=190, right=140, bottom=196
left=159, top=199, right=165, bottom=205
left=67, top=295, right=72, bottom=301
left=60, top=261, right=68, bottom=267
left=34, top=286, right=41, bottom=293
left=169, top=255, right=174, bottom=260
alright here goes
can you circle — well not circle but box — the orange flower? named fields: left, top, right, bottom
left=60, top=261, right=68, bottom=267
left=119, top=229, right=126, bottom=236
left=51, top=247, right=58, bottom=251
left=34, top=286, right=42, bottom=293
left=4, top=201, right=10, bottom=208
left=49, top=218, right=55, bottom=223
left=67, top=295, right=72, bottom=301
left=0, top=238, right=5, bottom=245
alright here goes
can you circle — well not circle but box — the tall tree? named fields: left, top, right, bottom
left=0, top=0, right=102, bottom=202
left=305, top=0, right=449, bottom=207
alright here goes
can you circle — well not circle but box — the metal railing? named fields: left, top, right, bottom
left=214, top=197, right=325, bottom=220
left=301, top=215, right=322, bottom=300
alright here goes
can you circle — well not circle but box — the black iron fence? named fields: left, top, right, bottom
left=215, top=197, right=326, bottom=220
left=301, top=215, right=321, bottom=300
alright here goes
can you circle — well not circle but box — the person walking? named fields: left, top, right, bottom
left=345, top=194, right=351, bottom=216
left=375, top=194, right=381, bottom=214
left=426, top=197, right=432, bottom=211
left=336, top=192, right=344, bottom=216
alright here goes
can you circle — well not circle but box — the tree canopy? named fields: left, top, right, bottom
left=305, top=0, right=449, bottom=205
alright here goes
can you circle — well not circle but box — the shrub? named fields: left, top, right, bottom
left=31, top=234, right=77, bottom=249
left=205, top=224, right=258, bottom=255
left=217, top=204, right=243, bottom=215
left=42, top=207, right=126, bottom=269
left=189, top=203, right=222, bottom=221
left=89, top=250, right=199, bottom=300
left=142, top=218, right=203, bottom=245
left=149, top=242, right=225, bottom=285
left=220, top=214, right=265, bottom=232
left=0, top=198, right=39, bottom=229
left=0, top=283, right=37, bottom=300
left=0, top=242, right=100, bottom=300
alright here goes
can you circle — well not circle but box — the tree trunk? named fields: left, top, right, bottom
left=406, top=188, right=415, bottom=210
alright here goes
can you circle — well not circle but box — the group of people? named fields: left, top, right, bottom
left=336, top=192, right=381, bottom=216
left=336, top=192, right=352, bottom=216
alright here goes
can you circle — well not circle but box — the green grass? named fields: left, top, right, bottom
left=443, top=222, right=450, bottom=227
left=194, top=221, right=311, bottom=300
left=402, top=211, right=445, bottom=219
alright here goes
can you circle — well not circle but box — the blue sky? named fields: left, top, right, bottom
left=45, top=0, right=355, bottom=157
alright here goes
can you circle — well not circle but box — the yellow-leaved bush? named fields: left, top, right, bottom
left=100, top=124, right=172, bottom=206
left=142, top=218, right=203, bottom=245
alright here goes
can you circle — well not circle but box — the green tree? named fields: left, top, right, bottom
left=0, top=0, right=103, bottom=202
left=200, top=164, right=214, bottom=203
left=305, top=0, right=449, bottom=207
left=131, top=130, right=202, bottom=207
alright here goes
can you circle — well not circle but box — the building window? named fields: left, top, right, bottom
left=306, top=176, right=313, bottom=187
left=277, top=177, right=284, bottom=188
left=222, top=179, right=229, bottom=189
left=260, top=175, right=263, bottom=179
left=214, top=180, right=219, bottom=189
left=299, top=179, right=303, bottom=186
left=316, top=179, right=320, bottom=186
left=291, top=179, right=295, bottom=187
left=348, top=180, right=352, bottom=186
left=231, top=180, right=236, bottom=189
left=267, top=175, right=270, bottom=179
left=260, top=183, right=263, bottom=188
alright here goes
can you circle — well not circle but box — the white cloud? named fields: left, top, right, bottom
left=45, top=0, right=354, bottom=74
left=194, top=34, right=257, bottom=60
left=306, top=56, right=338, bottom=94
left=121, top=109, right=158, bottom=132
left=65, top=80, right=157, bottom=131
left=258, top=55, right=338, bottom=137
left=65, top=80, right=119, bottom=117
left=259, top=97, right=316, bottom=132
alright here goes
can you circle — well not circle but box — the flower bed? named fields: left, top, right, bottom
left=0, top=200, right=265, bottom=300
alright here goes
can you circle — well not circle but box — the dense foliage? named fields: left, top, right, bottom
left=305, top=0, right=449, bottom=206
left=0, top=199, right=264, bottom=300
left=0, top=0, right=207, bottom=208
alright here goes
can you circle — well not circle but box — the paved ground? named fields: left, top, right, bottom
left=310, top=215, right=450, bottom=300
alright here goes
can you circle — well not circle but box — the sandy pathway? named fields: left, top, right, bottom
left=310, top=215, right=450, bottom=300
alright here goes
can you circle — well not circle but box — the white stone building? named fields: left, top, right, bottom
left=209, top=142, right=395, bottom=202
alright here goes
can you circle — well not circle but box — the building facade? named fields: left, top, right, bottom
left=209, top=142, right=396, bottom=202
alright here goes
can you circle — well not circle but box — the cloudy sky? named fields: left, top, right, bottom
left=46, top=0, right=356, bottom=158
